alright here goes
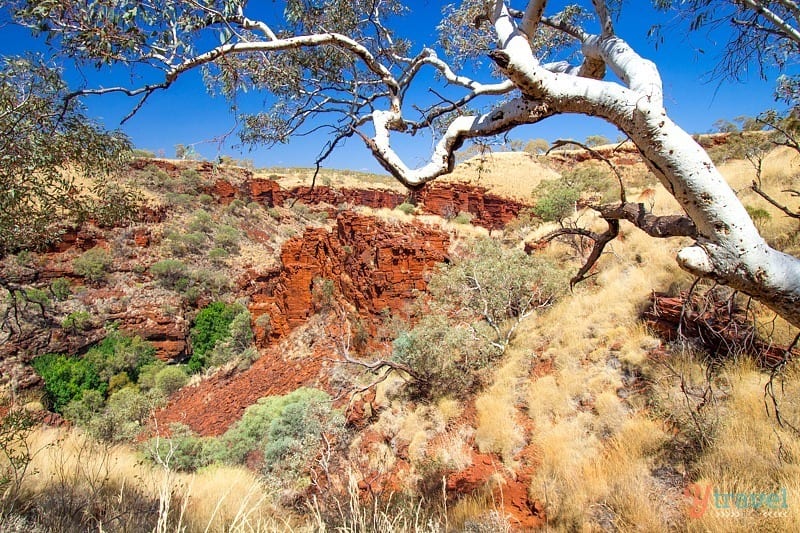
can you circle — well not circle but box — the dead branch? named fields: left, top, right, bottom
left=751, top=180, right=800, bottom=219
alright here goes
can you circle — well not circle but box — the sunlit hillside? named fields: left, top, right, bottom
left=2, top=142, right=800, bottom=532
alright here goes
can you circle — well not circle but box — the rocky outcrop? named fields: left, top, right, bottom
left=206, top=177, right=529, bottom=230
left=241, top=212, right=450, bottom=342
left=412, top=183, right=528, bottom=230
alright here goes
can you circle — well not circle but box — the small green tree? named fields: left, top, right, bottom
left=532, top=181, right=581, bottom=224
left=150, top=259, right=189, bottom=290
left=524, top=138, right=550, bottom=155
left=154, top=365, right=189, bottom=396
left=0, top=55, right=132, bottom=257
left=584, top=134, right=610, bottom=147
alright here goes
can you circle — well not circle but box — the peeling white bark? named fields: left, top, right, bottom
left=362, top=0, right=800, bottom=327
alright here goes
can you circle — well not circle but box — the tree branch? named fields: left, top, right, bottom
left=594, top=203, right=698, bottom=238
left=751, top=180, right=800, bottom=219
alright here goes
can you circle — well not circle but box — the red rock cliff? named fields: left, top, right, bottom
left=241, top=212, right=450, bottom=342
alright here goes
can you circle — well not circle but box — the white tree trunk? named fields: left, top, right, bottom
left=368, top=1, right=800, bottom=328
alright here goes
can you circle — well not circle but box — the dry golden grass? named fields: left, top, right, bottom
left=445, top=151, right=561, bottom=200
left=255, top=166, right=401, bottom=191
left=474, top=344, right=528, bottom=465
left=22, top=427, right=299, bottom=532
left=685, top=362, right=800, bottom=532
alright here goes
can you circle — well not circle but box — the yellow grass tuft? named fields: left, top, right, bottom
left=22, top=427, right=297, bottom=532
left=474, top=345, right=528, bottom=464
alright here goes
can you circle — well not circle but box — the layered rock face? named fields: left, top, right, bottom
left=242, top=212, right=450, bottom=342
left=211, top=178, right=529, bottom=231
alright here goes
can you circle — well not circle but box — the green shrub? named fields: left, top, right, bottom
left=23, top=287, right=50, bottom=308
left=212, top=387, right=341, bottom=481
left=452, top=211, right=473, bottom=224
left=427, top=238, right=566, bottom=343
left=73, top=247, right=112, bottom=282
left=87, top=387, right=154, bottom=442
left=191, top=268, right=231, bottom=296
left=180, top=169, right=202, bottom=188
left=189, top=301, right=247, bottom=372
left=136, top=360, right=166, bottom=391
left=208, top=247, right=229, bottom=264
left=393, top=239, right=568, bottom=401
left=150, top=259, right=189, bottom=290
left=61, top=311, right=92, bottom=332
left=213, top=225, right=240, bottom=252
left=187, top=209, right=214, bottom=232
left=32, top=353, right=106, bottom=413
left=50, top=277, right=72, bottom=300
left=154, top=365, right=189, bottom=396
left=198, top=193, right=214, bottom=205
left=164, top=231, right=208, bottom=256
left=207, top=309, right=255, bottom=367
left=311, top=277, right=336, bottom=310
left=532, top=181, right=581, bottom=223
left=83, top=327, right=157, bottom=383
left=131, top=148, right=156, bottom=158
left=392, top=315, right=490, bottom=401
left=107, top=372, right=131, bottom=393
left=145, top=423, right=212, bottom=472
left=746, top=204, right=772, bottom=230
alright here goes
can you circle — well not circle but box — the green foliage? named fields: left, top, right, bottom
left=131, top=148, right=155, bottom=158
left=85, top=387, right=156, bottom=442
left=150, top=259, right=189, bottom=289
left=84, top=327, right=157, bottom=383
left=532, top=181, right=580, bottom=223
left=428, top=238, right=565, bottom=335
left=154, top=365, right=189, bottom=396
left=73, top=246, right=113, bottom=282
left=213, top=225, right=240, bottom=253
left=208, top=247, right=229, bottom=264
left=703, top=130, right=775, bottom=165
left=585, top=134, right=610, bottom=147
left=61, top=311, right=91, bottom=332
left=146, top=423, right=212, bottom=473
left=164, top=230, right=209, bottom=257
left=394, top=238, right=567, bottom=401
left=32, top=353, right=106, bottom=413
left=0, top=55, right=132, bottom=255
left=189, top=301, right=249, bottom=372
left=23, top=287, right=50, bottom=308
left=524, top=138, right=550, bottom=155
left=135, top=360, right=166, bottom=392
left=533, top=164, right=617, bottom=222
left=452, top=211, right=473, bottom=225
left=395, top=202, right=416, bottom=215
left=392, top=315, right=490, bottom=401
left=50, top=277, right=72, bottom=300
left=180, top=169, right=202, bottom=188
left=144, top=389, right=342, bottom=479
left=221, top=388, right=341, bottom=485
left=746, top=204, right=772, bottom=231
left=311, top=277, right=336, bottom=310
left=187, top=209, right=214, bottom=232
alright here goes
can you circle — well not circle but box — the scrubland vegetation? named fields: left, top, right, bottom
left=0, top=140, right=798, bottom=532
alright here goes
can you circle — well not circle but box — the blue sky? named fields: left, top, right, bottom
left=0, top=1, right=788, bottom=173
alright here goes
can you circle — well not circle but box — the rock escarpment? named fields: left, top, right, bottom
left=241, top=211, right=450, bottom=342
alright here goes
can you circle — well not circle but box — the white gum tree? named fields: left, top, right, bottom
left=7, top=0, right=800, bottom=327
